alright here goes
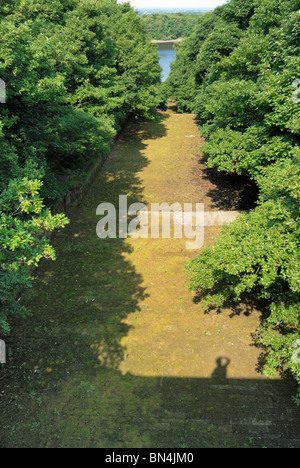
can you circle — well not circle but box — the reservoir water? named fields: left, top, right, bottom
left=157, top=42, right=177, bottom=82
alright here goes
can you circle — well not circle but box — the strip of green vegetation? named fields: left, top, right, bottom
left=141, top=13, right=202, bottom=40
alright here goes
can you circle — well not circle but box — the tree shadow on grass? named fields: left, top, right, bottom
left=197, top=153, right=259, bottom=211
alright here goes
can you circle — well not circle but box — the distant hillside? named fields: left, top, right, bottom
left=141, top=12, right=203, bottom=40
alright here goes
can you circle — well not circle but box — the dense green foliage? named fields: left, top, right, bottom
left=0, top=0, right=161, bottom=334
left=141, top=13, right=202, bottom=40
left=167, top=0, right=300, bottom=398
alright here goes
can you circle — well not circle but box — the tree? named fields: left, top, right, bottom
left=0, top=0, right=162, bottom=334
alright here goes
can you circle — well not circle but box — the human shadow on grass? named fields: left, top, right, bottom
left=192, top=286, right=270, bottom=320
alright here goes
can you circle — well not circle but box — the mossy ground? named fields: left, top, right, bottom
left=0, top=109, right=298, bottom=448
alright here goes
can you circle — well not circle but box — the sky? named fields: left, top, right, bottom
left=117, top=0, right=228, bottom=11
